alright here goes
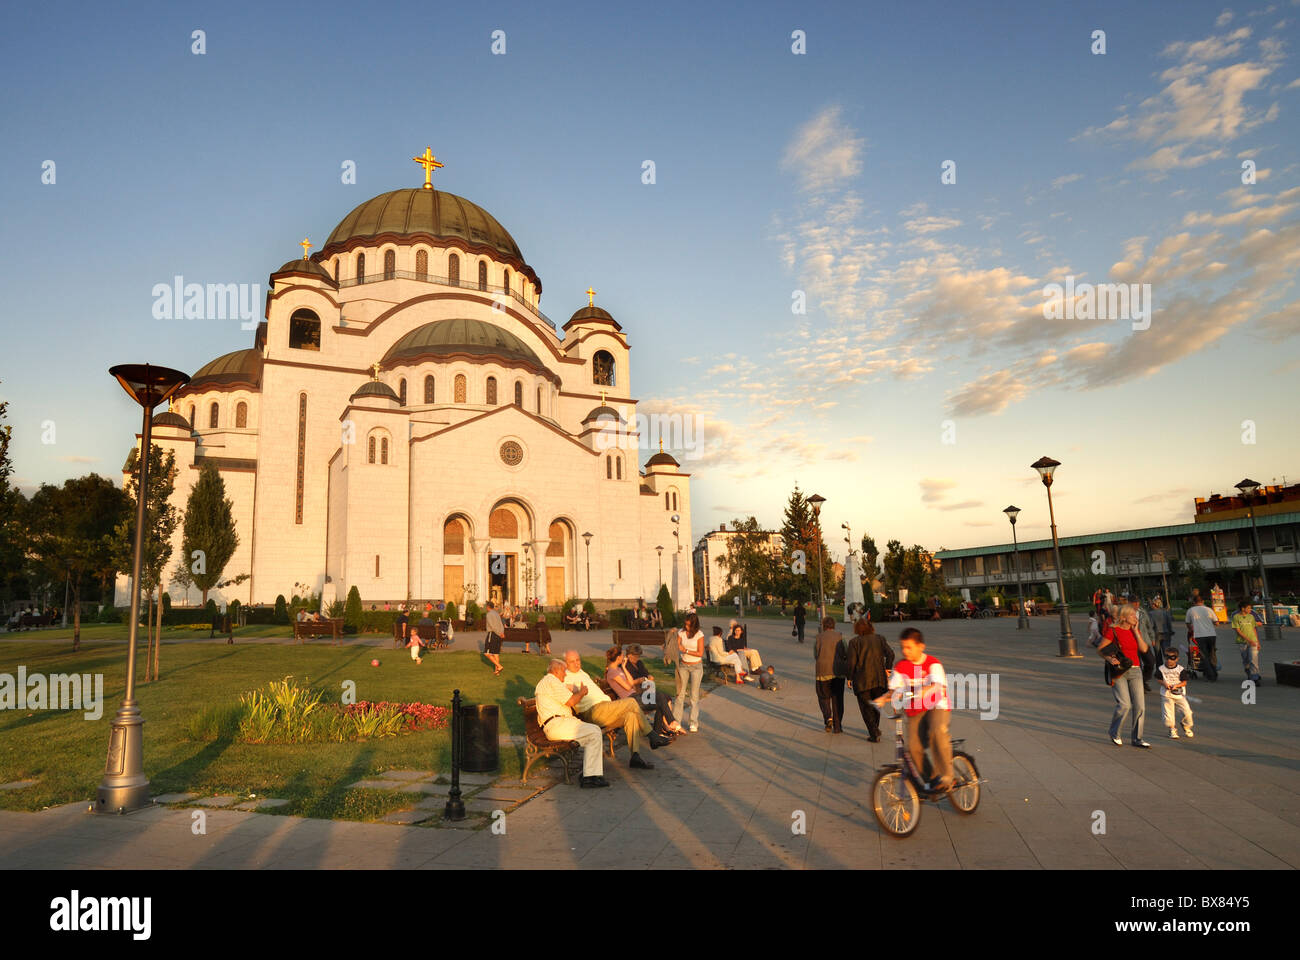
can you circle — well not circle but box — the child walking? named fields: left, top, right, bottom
left=407, top=627, right=425, bottom=665
left=1158, top=647, right=1193, bottom=739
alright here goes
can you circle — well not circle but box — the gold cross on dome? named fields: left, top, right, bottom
left=659, top=437, right=664, bottom=453
left=586, top=286, right=596, bottom=306
left=412, top=147, right=444, bottom=190
left=371, top=361, right=381, bottom=381
left=300, top=237, right=312, bottom=259
left=600, top=389, right=607, bottom=405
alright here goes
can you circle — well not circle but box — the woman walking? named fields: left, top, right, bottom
left=675, top=612, right=706, bottom=732
left=1099, top=605, right=1151, bottom=748
left=846, top=618, right=894, bottom=741
left=814, top=616, right=848, bottom=733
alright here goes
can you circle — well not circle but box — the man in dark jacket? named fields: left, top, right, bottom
left=814, top=617, right=848, bottom=732
left=846, top=618, right=894, bottom=741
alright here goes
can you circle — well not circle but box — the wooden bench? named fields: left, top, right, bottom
left=292, top=618, right=344, bottom=643
left=10, top=613, right=56, bottom=630
left=396, top=620, right=451, bottom=649
left=706, top=648, right=740, bottom=684
left=517, top=697, right=578, bottom=784
left=612, top=628, right=670, bottom=648
left=561, top=614, right=609, bottom=631
left=502, top=623, right=552, bottom=651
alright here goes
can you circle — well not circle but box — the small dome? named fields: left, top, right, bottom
left=383, top=317, right=548, bottom=372
left=646, top=450, right=680, bottom=468
left=151, top=411, right=192, bottom=431
left=181, top=349, right=263, bottom=394
left=583, top=405, right=623, bottom=423
left=350, top=380, right=400, bottom=403
left=272, top=258, right=335, bottom=283
left=564, top=304, right=621, bottom=331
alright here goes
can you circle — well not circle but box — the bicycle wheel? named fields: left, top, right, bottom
left=872, top=769, right=921, bottom=837
left=949, top=752, right=980, bottom=814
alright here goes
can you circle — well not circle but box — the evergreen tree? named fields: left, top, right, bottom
left=777, top=484, right=831, bottom=604
left=0, top=387, right=25, bottom=607
left=344, top=585, right=363, bottom=630
left=656, top=583, right=673, bottom=625
left=274, top=593, right=289, bottom=624
left=859, top=534, right=880, bottom=592
left=181, top=461, right=239, bottom=605
left=881, top=539, right=906, bottom=598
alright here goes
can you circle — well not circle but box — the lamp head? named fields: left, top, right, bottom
left=670, top=514, right=680, bottom=523
left=1031, top=456, right=1060, bottom=486
left=1003, top=505, right=1021, bottom=524
left=656, top=545, right=663, bottom=555
left=807, top=493, right=825, bottom=515
left=582, top=531, right=593, bottom=546
left=1235, top=478, right=1261, bottom=499
left=109, top=363, right=190, bottom=410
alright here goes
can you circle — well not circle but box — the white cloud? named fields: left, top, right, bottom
left=781, top=106, right=864, bottom=193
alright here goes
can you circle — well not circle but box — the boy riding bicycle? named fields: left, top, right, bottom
left=875, top=627, right=953, bottom=790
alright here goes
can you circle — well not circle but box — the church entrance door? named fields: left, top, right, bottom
left=489, top=553, right=517, bottom=608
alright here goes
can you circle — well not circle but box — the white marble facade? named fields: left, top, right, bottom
left=117, top=182, right=694, bottom=610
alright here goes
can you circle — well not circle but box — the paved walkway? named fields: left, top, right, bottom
left=2, top=616, right=1297, bottom=869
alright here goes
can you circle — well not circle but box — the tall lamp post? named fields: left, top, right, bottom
left=1030, top=457, right=1079, bottom=657
left=670, top=515, right=681, bottom=608
left=521, top=542, right=532, bottom=609
left=807, top=494, right=826, bottom=621
left=1235, top=478, right=1280, bottom=641
left=97, top=363, right=189, bottom=814
left=582, top=532, right=593, bottom=604
left=656, top=545, right=664, bottom=593
left=1003, top=505, right=1029, bottom=630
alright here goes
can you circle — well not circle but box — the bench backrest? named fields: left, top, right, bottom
left=518, top=696, right=572, bottom=748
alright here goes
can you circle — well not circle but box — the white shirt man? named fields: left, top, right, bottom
left=564, top=650, right=655, bottom=768
left=535, top=660, right=608, bottom=787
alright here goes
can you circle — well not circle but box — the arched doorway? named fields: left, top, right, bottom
left=545, top=518, right=576, bottom=604
left=486, top=499, right=534, bottom=608
left=442, top=514, right=471, bottom=606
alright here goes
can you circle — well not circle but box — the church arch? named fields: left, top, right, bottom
left=545, top=517, right=576, bottom=601
left=489, top=506, right=518, bottom=538
left=443, top=514, right=471, bottom=554
left=503, top=268, right=511, bottom=297
left=593, top=350, right=615, bottom=386
left=208, top=402, right=219, bottom=429
left=616, top=455, right=623, bottom=480
left=486, top=376, right=497, bottom=406
left=398, top=378, right=407, bottom=406
left=424, top=375, right=435, bottom=404
left=383, top=249, right=396, bottom=280
left=415, top=249, right=428, bottom=280
left=454, top=373, right=467, bottom=403
left=355, top=252, right=365, bottom=284
left=477, top=260, right=488, bottom=291
left=513, top=380, right=523, bottom=407
left=448, top=252, right=460, bottom=285
left=235, top=401, right=248, bottom=428
left=606, top=455, right=612, bottom=479
left=288, top=309, right=321, bottom=351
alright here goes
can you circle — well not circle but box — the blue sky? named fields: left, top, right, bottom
left=2, top=0, right=1298, bottom=558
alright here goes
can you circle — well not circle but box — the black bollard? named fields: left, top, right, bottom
left=444, top=688, right=466, bottom=821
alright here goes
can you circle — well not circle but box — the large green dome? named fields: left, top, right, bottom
left=180, top=348, right=263, bottom=394
left=381, top=318, right=548, bottom=372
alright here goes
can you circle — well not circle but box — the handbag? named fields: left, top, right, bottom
left=1098, top=630, right=1133, bottom=684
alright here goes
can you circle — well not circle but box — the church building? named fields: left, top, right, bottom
left=119, top=149, right=694, bottom=611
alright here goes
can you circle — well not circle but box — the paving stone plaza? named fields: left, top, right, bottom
left=2, top=615, right=1295, bottom=870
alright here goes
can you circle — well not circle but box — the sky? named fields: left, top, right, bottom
left=2, top=0, right=1298, bottom=561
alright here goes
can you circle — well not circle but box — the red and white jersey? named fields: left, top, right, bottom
left=887, top=654, right=949, bottom=715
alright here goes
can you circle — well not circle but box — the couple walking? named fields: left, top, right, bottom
left=814, top=617, right=894, bottom=739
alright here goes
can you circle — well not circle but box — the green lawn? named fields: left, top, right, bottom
left=0, top=639, right=679, bottom=819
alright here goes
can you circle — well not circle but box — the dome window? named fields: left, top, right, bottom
left=289, top=309, right=321, bottom=351
left=454, top=374, right=466, bottom=404
left=486, top=376, right=498, bottom=406
left=424, top=375, right=435, bottom=404
left=449, top=253, right=460, bottom=285
left=503, top=268, right=511, bottom=297
left=398, top=378, right=407, bottom=406
left=415, top=250, right=428, bottom=280
left=513, top=381, right=523, bottom=407
left=368, top=436, right=376, bottom=463
left=235, top=402, right=248, bottom=428
left=356, top=252, right=365, bottom=284
left=593, top=351, right=615, bottom=387
left=209, top=402, right=219, bottom=429
left=384, top=250, right=396, bottom=280
left=478, top=260, right=487, bottom=291
left=381, top=437, right=389, bottom=464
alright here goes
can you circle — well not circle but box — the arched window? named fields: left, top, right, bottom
left=368, top=436, right=376, bottom=463
left=478, top=260, right=487, bottom=291
left=187, top=405, right=195, bottom=429
left=665, top=493, right=670, bottom=510
left=489, top=508, right=518, bottom=538
left=333, top=260, right=340, bottom=283
left=356, top=252, right=365, bottom=284
left=235, top=401, right=247, bottom=428
left=536, top=387, right=542, bottom=413
left=415, top=250, right=428, bottom=280
left=424, top=375, right=435, bottom=404
left=616, top=457, right=623, bottom=480
left=454, top=374, right=467, bottom=403
left=672, top=492, right=678, bottom=510
left=606, top=455, right=612, bottom=479
left=593, top=350, right=615, bottom=386
left=398, top=378, right=406, bottom=406
left=288, top=309, right=321, bottom=350
left=448, top=253, right=459, bottom=285
left=513, top=381, right=523, bottom=406
left=486, top=377, right=497, bottom=405
left=208, top=402, right=219, bottom=429
left=503, top=268, right=511, bottom=297
left=444, top=517, right=466, bottom=554
left=380, top=437, right=389, bottom=464
left=383, top=249, right=395, bottom=280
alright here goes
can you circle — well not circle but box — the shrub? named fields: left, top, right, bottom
left=465, top=600, right=480, bottom=626
left=361, top=610, right=398, bottom=634
left=273, top=594, right=289, bottom=624
left=228, top=598, right=241, bottom=622
left=161, top=592, right=172, bottom=616
left=583, top=600, right=596, bottom=616
left=344, top=586, right=363, bottom=631
left=97, top=605, right=122, bottom=624
left=186, top=702, right=246, bottom=741
left=656, top=584, right=673, bottom=624
left=327, top=599, right=344, bottom=619
left=609, top=608, right=632, bottom=627
left=445, top=601, right=458, bottom=622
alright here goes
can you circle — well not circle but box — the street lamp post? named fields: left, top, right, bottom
left=1235, top=478, right=1280, bottom=641
left=808, top=494, right=826, bottom=621
left=1030, top=457, right=1079, bottom=657
left=521, top=542, right=532, bottom=609
left=1003, top=505, right=1029, bottom=631
left=582, top=532, right=593, bottom=603
left=97, top=363, right=189, bottom=814
left=656, top=545, right=664, bottom=593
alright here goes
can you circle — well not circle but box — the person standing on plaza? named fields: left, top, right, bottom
left=483, top=600, right=505, bottom=676
left=1150, top=595, right=1174, bottom=659
left=1135, top=598, right=1158, bottom=692
left=793, top=600, right=806, bottom=643
left=1231, top=600, right=1262, bottom=683
left=1099, top=605, right=1151, bottom=748
left=1185, top=595, right=1219, bottom=681
left=814, top=616, right=848, bottom=733
left=1158, top=648, right=1194, bottom=739
left=674, top=612, right=705, bottom=732
left=846, top=617, right=894, bottom=742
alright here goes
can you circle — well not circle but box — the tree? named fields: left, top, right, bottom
left=344, top=585, right=363, bottom=631
left=881, top=539, right=906, bottom=598
left=777, top=484, right=832, bottom=604
left=656, top=583, right=673, bottom=625
left=719, top=516, right=774, bottom=616
left=180, top=462, right=238, bottom=605
left=113, top=444, right=178, bottom=680
left=859, top=533, right=880, bottom=594
left=25, top=475, right=130, bottom=651
left=0, top=387, right=25, bottom=608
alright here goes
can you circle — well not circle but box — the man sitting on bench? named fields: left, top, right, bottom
left=535, top=659, right=609, bottom=789
left=563, top=649, right=656, bottom=770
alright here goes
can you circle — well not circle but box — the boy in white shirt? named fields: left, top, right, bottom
left=1158, top=648, right=1194, bottom=739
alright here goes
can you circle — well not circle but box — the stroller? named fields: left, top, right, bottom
left=1187, top=636, right=1203, bottom=678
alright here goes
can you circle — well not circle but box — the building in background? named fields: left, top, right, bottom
left=692, top=523, right=783, bottom=604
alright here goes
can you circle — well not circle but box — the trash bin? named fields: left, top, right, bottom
left=459, top=703, right=499, bottom=772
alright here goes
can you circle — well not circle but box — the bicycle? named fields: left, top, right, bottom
left=870, top=698, right=981, bottom=837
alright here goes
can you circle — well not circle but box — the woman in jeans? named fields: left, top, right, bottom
left=1099, top=605, right=1151, bottom=748
left=675, top=612, right=706, bottom=731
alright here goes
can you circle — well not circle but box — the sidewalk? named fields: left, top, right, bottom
left=1, top=616, right=1297, bottom=869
